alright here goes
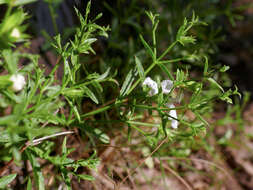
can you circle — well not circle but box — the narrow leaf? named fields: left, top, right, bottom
left=0, top=174, right=17, bottom=188
left=207, top=78, right=224, bottom=92
left=26, top=178, right=32, bottom=190
left=94, top=128, right=110, bottom=144
left=73, top=105, right=81, bottom=122
left=158, top=64, right=174, bottom=80
left=82, top=86, right=99, bottom=104
left=120, top=68, right=137, bottom=97
left=62, top=137, right=67, bottom=155
left=82, top=105, right=111, bottom=118
left=139, top=34, right=155, bottom=60
left=77, top=174, right=95, bottom=181
left=135, top=56, right=144, bottom=79
left=194, top=111, right=209, bottom=126
left=97, top=67, right=111, bottom=81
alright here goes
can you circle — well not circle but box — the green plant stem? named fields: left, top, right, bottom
left=81, top=98, right=128, bottom=118
left=157, top=41, right=177, bottom=61
left=157, top=57, right=184, bottom=64
left=152, top=24, right=157, bottom=58
left=127, top=121, right=160, bottom=127
left=126, top=40, right=178, bottom=96
left=135, top=104, right=186, bottom=111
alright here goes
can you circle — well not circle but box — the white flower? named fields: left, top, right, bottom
left=143, top=77, right=158, bottom=96
left=167, top=104, right=178, bottom=129
left=142, top=77, right=178, bottom=129
left=161, top=79, right=173, bottom=94
left=10, top=28, right=21, bottom=38
left=10, top=74, right=26, bottom=92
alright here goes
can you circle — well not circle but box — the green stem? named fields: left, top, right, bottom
left=157, top=41, right=177, bottom=61
left=135, top=104, right=186, bottom=111
left=157, top=57, right=183, bottom=65
left=127, top=121, right=160, bottom=128
left=81, top=105, right=112, bottom=118
left=126, top=40, right=178, bottom=96
left=152, top=23, right=158, bottom=58
left=129, top=125, right=147, bottom=135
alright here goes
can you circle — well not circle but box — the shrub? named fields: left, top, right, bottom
left=0, top=0, right=241, bottom=189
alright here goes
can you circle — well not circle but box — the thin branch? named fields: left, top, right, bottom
left=31, top=131, right=75, bottom=145
left=0, top=131, right=74, bottom=176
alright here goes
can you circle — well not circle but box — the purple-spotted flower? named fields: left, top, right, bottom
left=142, top=77, right=159, bottom=96
left=143, top=77, right=178, bottom=129
left=161, top=79, right=173, bottom=94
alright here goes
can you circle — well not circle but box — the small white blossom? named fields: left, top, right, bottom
left=143, top=77, right=158, bottom=96
left=161, top=79, right=173, bottom=94
left=10, top=74, right=26, bottom=92
left=142, top=77, right=178, bottom=128
left=167, top=104, right=178, bottom=129
left=10, top=28, right=21, bottom=38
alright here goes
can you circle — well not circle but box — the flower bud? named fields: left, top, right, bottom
left=10, top=28, right=21, bottom=38
left=10, top=74, right=26, bottom=92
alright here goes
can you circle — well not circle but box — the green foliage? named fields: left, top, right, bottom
left=0, top=1, right=108, bottom=189
left=0, top=0, right=245, bottom=189
left=0, top=5, right=29, bottom=49
left=0, top=174, right=17, bottom=189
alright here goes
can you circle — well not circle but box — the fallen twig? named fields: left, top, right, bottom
left=0, top=131, right=75, bottom=176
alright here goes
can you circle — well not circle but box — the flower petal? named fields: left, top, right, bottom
left=10, top=74, right=26, bottom=92
left=143, top=77, right=158, bottom=96
left=167, top=103, right=178, bottom=129
left=161, top=79, right=173, bottom=94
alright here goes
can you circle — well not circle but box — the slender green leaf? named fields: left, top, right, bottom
left=26, top=178, right=32, bottom=190
left=2, top=50, right=18, bottom=74
left=139, top=34, right=155, bottom=60
left=194, top=111, right=209, bottom=126
left=73, top=105, right=81, bottom=122
left=81, top=105, right=111, bottom=118
left=97, top=67, right=111, bottom=81
left=158, top=64, right=174, bottom=80
left=135, top=56, right=144, bottom=79
left=120, top=68, right=137, bottom=97
left=0, top=174, right=17, bottom=189
left=207, top=78, right=224, bottom=92
left=62, top=137, right=67, bottom=155
left=77, top=174, right=95, bottom=181
left=82, top=86, right=99, bottom=104
left=94, top=128, right=110, bottom=144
